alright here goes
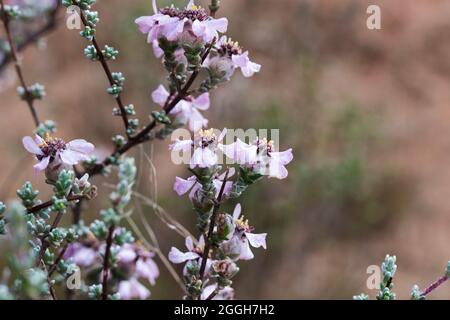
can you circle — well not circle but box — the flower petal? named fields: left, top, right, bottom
left=238, top=239, right=254, bottom=260
left=22, top=136, right=43, bottom=155
left=136, top=259, right=159, bottom=285
left=33, top=156, right=50, bottom=174
left=68, top=139, right=95, bottom=154
left=60, top=150, right=85, bottom=165
left=185, top=236, right=195, bottom=252
left=174, top=176, right=197, bottom=196
left=193, top=93, right=210, bottom=110
left=168, top=247, right=199, bottom=264
left=152, top=85, right=170, bottom=106
left=245, top=232, right=267, bottom=249
left=232, top=203, right=241, bottom=220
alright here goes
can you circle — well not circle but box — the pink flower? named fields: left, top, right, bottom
left=64, top=243, right=98, bottom=267
left=170, top=128, right=227, bottom=168
left=118, top=278, right=150, bottom=300
left=22, top=134, right=94, bottom=175
left=152, top=85, right=210, bottom=131
left=174, top=168, right=235, bottom=199
left=231, top=51, right=262, bottom=78
left=168, top=236, right=203, bottom=264
left=117, top=243, right=160, bottom=286
left=136, top=1, right=228, bottom=45
left=117, top=244, right=138, bottom=263
left=205, top=36, right=261, bottom=79
left=136, top=258, right=160, bottom=286
left=225, top=204, right=267, bottom=261
left=221, top=137, right=293, bottom=180
left=253, top=138, right=293, bottom=180
left=220, top=139, right=258, bottom=165
left=135, top=13, right=183, bottom=43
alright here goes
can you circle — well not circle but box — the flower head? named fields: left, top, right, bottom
left=223, top=204, right=267, bottom=261
left=204, top=36, right=261, bottom=79
left=170, top=128, right=226, bottom=168
left=173, top=167, right=235, bottom=199
left=22, top=133, right=94, bottom=176
left=220, top=137, right=293, bottom=179
left=135, top=0, right=228, bottom=45
left=118, top=278, right=150, bottom=300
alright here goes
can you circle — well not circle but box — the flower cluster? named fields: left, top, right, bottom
left=136, top=0, right=260, bottom=139
left=168, top=129, right=292, bottom=299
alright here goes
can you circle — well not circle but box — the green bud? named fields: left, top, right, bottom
left=17, top=182, right=39, bottom=209
left=112, top=72, right=125, bottom=86
left=84, top=44, right=98, bottom=61
left=102, top=45, right=118, bottom=60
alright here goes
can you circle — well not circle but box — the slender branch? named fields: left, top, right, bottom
left=206, top=290, right=218, bottom=300
left=421, top=276, right=449, bottom=297
left=77, top=9, right=130, bottom=136
left=101, top=225, right=115, bottom=300
left=28, top=194, right=85, bottom=214
left=0, top=0, right=40, bottom=126
left=198, top=169, right=229, bottom=280
left=0, top=3, right=61, bottom=72
left=48, top=243, right=69, bottom=277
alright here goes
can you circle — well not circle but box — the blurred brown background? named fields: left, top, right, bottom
left=2, top=0, right=450, bottom=299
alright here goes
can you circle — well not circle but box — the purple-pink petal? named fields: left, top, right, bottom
left=22, top=136, right=43, bottom=155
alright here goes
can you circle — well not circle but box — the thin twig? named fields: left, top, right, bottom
left=198, top=169, right=229, bottom=280
left=0, top=0, right=40, bottom=126
left=28, top=194, right=85, bottom=214
left=77, top=9, right=130, bottom=136
left=421, top=275, right=449, bottom=297
left=101, top=225, right=115, bottom=300
left=48, top=243, right=69, bottom=277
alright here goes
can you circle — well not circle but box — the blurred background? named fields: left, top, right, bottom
left=1, top=0, right=450, bottom=299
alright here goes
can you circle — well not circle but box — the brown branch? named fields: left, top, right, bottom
left=198, top=169, right=229, bottom=281
left=48, top=243, right=69, bottom=277
left=0, top=0, right=40, bottom=126
left=101, top=225, right=115, bottom=300
left=27, top=194, right=85, bottom=214
left=78, top=9, right=130, bottom=136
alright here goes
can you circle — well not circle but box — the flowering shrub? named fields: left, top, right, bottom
left=0, top=0, right=293, bottom=300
